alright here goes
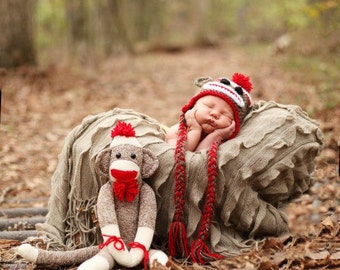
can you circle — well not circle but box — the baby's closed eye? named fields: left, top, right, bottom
left=203, top=103, right=213, bottom=109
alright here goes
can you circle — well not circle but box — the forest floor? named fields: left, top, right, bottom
left=0, top=41, right=339, bottom=269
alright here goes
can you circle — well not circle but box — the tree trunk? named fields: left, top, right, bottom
left=65, top=0, right=89, bottom=44
left=0, top=0, right=36, bottom=68
left=107, top=0, right=135, bottom=54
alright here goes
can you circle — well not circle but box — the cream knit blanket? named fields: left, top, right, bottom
left=35, top=101, right=323, bottom=256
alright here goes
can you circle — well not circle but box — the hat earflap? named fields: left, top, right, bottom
left=194, top=77, right=213, bottom=88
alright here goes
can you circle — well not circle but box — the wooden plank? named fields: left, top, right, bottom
left=0, top=207, right=48, bottom=218
left=0, top=230, right=37, bottom=241
left=0, top=217, right=45, bottom=230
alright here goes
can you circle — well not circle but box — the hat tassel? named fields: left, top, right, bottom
left=190, top=238, right=225, bottom=264
left=168, top=221, right=189, bottom=258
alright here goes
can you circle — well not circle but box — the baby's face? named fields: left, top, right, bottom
left=193, top=95, right=234, bottom=134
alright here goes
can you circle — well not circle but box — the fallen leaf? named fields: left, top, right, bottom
left=271, top=252, right=287, bottom=265
left=330, top=251, right=340, bottom=260
left=261, top=238, right=284, bottom=251
left=304, top=249, right=329, bottom=260
left=258, top=260, right=279, bottom=270
left=321, top=216, right=335, bottom=229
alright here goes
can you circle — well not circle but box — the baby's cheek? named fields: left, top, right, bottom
left=223, top=117, right=233, bottom=127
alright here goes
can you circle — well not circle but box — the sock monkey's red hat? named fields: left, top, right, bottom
left=110, top=121, right=140, bottom=147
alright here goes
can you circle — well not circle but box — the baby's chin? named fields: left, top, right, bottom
left=201, top=124, right=216, bottom=134
left=202, top=123, right=231, bottom=134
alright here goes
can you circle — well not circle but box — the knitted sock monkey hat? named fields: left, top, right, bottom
left=182, top=73, right=253, bottom=139
left=168, top=73, right=253, bottom=264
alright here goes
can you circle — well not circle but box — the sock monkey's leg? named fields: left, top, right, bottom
left=148, top=249, right=168, bottom=266
left=36, top=245, right=99, bottom=265
left=17, top=244, right=99, bottom=265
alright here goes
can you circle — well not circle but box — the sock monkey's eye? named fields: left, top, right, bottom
left=235, top=86, right=243, bottom=95
left=116, top=153, right=121, bottom=159
left=220, top=78, right=230, bottom=85
left=131, top=153, right=136, bottom=159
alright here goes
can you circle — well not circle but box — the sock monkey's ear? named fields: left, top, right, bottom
left=141, top=148, right=159, bottom=179
left=95, top=148, right=112, bottom=178
left=194, top=77, right=213, bottom=88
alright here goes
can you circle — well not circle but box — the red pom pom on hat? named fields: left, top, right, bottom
left=111, top=121, right=136, bottom=138
left=232, top=73, right=252, bottom=92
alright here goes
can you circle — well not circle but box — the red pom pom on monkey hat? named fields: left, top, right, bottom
left=182, top=73, right=253, bottom=139
left=110, top=121, right=141, bottom=147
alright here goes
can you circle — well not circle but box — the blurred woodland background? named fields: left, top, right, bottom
left=0, top=0, right=339, bottom=269
left=1, top=0, right=340, bottom=66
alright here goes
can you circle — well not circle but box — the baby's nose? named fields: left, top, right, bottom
left=210, top=110, right=219, bottom=119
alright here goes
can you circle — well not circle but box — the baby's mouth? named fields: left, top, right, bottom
left=207, top=119, right=216, bottom=127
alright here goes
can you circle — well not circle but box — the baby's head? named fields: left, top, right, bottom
left=182, top=73, right=253, bottom=139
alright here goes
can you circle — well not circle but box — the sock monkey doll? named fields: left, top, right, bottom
left=17, top=121, right=168, bottom=269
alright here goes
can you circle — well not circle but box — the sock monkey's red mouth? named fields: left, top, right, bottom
left=110, top=169, right=138, bottom=180
left=111, top=169, right=139, bottom=202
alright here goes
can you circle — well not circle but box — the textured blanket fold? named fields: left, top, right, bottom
left=34, top=101, right=323, bottom=256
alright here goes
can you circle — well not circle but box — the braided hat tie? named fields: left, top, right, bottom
left=168, top=116, right=190, bottom=258
left=168, top=115, right=225, bottom=263
left=190, top=140, right=225, bottom=263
